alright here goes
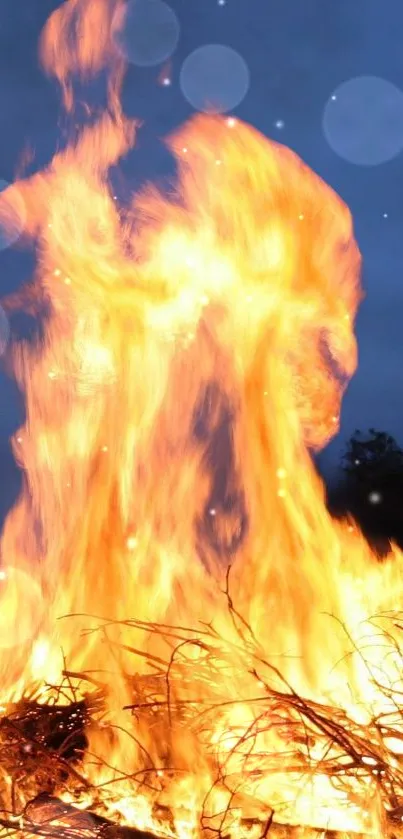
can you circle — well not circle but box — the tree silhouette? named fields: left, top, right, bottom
left=328, top=428, right=403, bottom=556
left=342, top=428, right=403, bottom=483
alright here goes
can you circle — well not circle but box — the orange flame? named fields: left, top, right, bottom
left=1, top=1, right=403, bottom=837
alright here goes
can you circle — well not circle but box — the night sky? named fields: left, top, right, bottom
left=0, top=0, right=402, bottom=524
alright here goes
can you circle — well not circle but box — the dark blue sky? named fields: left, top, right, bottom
left=0, top=0, right=402, bottom=523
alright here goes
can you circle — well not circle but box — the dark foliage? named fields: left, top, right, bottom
left=327, top=428, right=403, bottom=555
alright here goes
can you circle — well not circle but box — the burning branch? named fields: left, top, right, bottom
left=0, top=795, right=373, bottom=839
left=0, top=610, right=402, bottom=838
left=0, top=794, right=163, bottom=839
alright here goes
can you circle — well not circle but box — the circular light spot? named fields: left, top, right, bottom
left=323, top=76, right=403, bottom=166
left=0, top=180, right=25, bottom=250
left=180, top=44, right=250, bottom=114
left=113, top=0, right=180, bottom=67
left=0, top=567, right=44, bottom=649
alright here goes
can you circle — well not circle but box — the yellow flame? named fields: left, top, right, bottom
left=0, top=1, right=402, bottom=837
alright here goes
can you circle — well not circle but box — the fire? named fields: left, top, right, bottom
left=1, top=1, right=403, bottom=838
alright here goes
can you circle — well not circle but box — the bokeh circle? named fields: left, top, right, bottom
left=180, top=44, right=250, bottom=114
left=113, top=0, right=180, bottom=67
left=0, top=179, right=26, bottom=250
left=323, top=75, right=403, bottom=166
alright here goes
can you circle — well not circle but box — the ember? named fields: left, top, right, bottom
left=1, top=1, right=403, bottom=838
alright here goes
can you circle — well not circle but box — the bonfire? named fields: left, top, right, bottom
left=0, top=2, right=403, bottom=839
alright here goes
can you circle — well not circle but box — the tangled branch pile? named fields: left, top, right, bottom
left=1, top=606, right=403, bottom=839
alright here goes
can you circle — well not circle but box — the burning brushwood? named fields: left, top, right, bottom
left=0, top=616, right=403, bottom=838
left=0, top=691, right=103, bottom=762
left=2, top=0, right=403, bottom=836
left=0, top=688, right=103, bottom=817
left=1, top=794, right=163, bottom=839
left=0, top=794, right=372, bottom=839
